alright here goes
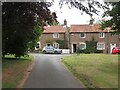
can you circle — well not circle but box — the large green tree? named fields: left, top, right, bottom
left=2, top=2, right=57, bottom=57
left=100, top=2, right=120, bottom=34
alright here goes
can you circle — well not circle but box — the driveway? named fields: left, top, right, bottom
left=23, top=53, right=84, bottom=88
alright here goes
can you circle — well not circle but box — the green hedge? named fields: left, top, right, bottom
left=55, top=40, right=64, bottom=49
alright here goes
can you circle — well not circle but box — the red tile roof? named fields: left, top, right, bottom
left=43, top=26, right=66, bottom=33
left=70, top=24, right=111, bottom=33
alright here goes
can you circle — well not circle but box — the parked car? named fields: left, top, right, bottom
left=42, top=46, right=62, bottom=54
left=112, top=47, right=120, bottom=54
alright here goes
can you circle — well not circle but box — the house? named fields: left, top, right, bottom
left=38, top=20, right=119, bottom=54
left=39, top=25, right=68, bottom=49
left=70, top=24, right=119, bottom=53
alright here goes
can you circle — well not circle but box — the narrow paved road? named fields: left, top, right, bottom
left=23, top=53, right=84, bottom=88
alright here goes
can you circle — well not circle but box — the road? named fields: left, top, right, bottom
left=23, top=53, right=84, bottom=88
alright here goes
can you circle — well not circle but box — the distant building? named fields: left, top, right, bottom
left=39, top=23, right=119, bottom=54
left=40, top=25, right=68, bottom=49
left=70, top=24, right=119, bottom=53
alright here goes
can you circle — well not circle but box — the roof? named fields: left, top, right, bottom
left=43, top=26, right=66, bottom=33
left=70, top=24, right=111, bottom=33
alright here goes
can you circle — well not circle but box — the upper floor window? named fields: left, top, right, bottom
left=53, top=33, right=59, bottom=38
left=97, top=43, right=105, bottom=50
left=99, top=32, right=105, bottom=38
left=80, top=33, right=86, bottom=38
left=79, top=43, right=86, bottom=50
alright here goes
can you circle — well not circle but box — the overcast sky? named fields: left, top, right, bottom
left=49, top=0, right=104, bottom=27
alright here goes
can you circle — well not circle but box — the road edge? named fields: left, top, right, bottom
left=17, top=55, right=35, bottom=88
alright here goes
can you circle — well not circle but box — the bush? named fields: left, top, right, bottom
left=38, top=48, right=42, bottom=53
left=56, top=40, right=64, bottom=49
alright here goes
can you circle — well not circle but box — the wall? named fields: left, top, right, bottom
left=40, top=33, right=66, bottom=49
left=70, top=32, right=119, bottom=53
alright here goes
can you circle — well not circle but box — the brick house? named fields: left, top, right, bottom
left=39, top=25, right=68, bottom=49
left=39, top=23, right=119, bottom=54
left=70, top=24, right=119, bottom=53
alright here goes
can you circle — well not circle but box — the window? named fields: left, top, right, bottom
left=80, top=33, right=86, bottom=38
left=36, top=42, right=41, bottom=49
left=36, top=43, right=39, bottom=48
left=53, top=33, right=59, bottom=38
left=53, top=43, right=59, bottom=49
left=99, top=32, right=105, bottom=38
left=97, top=43, right=105, bottom=50
left=79, top=43, right=86, bottom=50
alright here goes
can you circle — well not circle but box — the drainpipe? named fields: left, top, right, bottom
left=64, top=19, right=71, bottom=54
left=68, top=27, right=71, bottom=53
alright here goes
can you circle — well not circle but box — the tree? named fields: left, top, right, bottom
left=100, top=2, right=120, bottom=34
left=85, top=39, right=97, bottom=53
left=59, top=0, right=107, bottom=16
left=2, top=2, right=57, bottom=57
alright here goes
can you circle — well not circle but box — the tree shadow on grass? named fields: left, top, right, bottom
left=2, top=57, right=31, bottom=64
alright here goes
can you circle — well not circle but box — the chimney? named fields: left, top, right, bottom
left=64, top=19, right=67, bottom=26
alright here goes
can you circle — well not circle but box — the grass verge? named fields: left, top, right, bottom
left=62, top=54, right=119, bottom=89
left=2, top=54, right=34, bottom=88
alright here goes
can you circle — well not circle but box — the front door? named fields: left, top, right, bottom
left=110, top=44, right=116, bottom=53
left=73, top=44, right=77, bottom=53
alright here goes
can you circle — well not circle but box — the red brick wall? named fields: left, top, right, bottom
left=70, top=32, right=119, bottom=53
left=40, top=33, right=66, bottom=49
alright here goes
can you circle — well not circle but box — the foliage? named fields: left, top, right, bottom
left=45, top=39, right=54, bottom=44
left=67, top=27, right=70, bottom=49
left=2, top=2, right=57, bottom=57
left=78, top=38, right=103, bottom=54
left=59, top=0, right=107, bottom=16
left=85, top=39, right=97, bottom=53
left=37, top=48, right=42, bottom=53
left=27, top=24, right=42, bottom=51
left=55, top=40, right=64, bottom=49
left=100, top=2, right=120, bottom=34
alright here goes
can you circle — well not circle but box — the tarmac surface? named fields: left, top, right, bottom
left=23, top=53, right=84, bottom=88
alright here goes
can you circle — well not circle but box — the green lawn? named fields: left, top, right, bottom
left=62, top=54, right=119, bottom=89
left=2, top=55, right=34, bottom=88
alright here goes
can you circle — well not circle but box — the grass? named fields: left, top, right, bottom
left=2, top=54, right=34, bottom=88
left=62, top=54, right=119, bottom=89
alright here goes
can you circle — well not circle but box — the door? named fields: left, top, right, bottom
left=110, top=44, right=116, bottom=53
left=73, top=44, right=77, bottom=53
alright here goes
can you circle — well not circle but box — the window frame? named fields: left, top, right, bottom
left=79, top=42, right=86, bottom=50
left=53, top=33, right=59, bottom=38
left=99, top=32, right=105, bottom=38
left=97, top=43, right=105, bottom=50
left=80, top=32, right=86, bottom=38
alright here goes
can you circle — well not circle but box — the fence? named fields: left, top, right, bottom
left=62, top=49, right=70, bottom=54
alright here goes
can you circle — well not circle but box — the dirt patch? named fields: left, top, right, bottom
left=17, top=59, right=35, bottom=88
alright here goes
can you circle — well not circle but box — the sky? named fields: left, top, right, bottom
left=49, top=0, right=104, bottom=27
